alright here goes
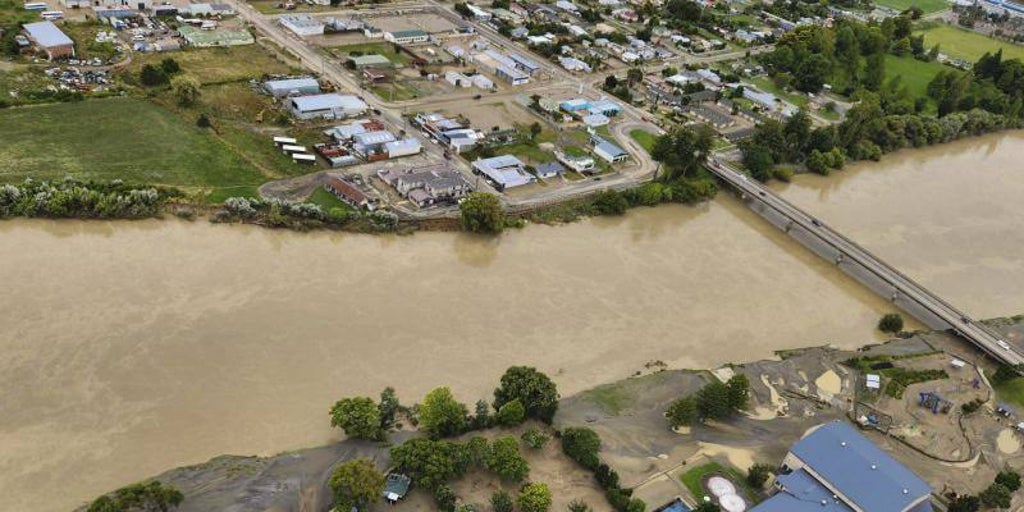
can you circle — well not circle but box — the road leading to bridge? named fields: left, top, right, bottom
left=707, top=158, right=1024, bottom=368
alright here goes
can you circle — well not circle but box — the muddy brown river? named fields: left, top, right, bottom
left=2, top=132, right=1023, bottom=511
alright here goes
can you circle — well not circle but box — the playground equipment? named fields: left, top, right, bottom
left=918, top=392, right=953, bottom=414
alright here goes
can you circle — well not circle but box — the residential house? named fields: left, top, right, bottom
left=590, top=134, right=628, bottom=163
left=555, top=151, right=595, bottom=173
left=535, top=162, right=565, bottom=179
left=324, top=177, right=373, bottom=210
left=472, top=155, right=535, bottom=191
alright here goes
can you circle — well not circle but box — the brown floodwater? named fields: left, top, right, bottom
left=2, top=131, right=1022, bottom=511
left=771, top=130, right=1024, bottom=320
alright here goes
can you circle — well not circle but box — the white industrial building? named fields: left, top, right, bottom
left=264, top=77, right=320, bottom=98
left=280, top=15, right=325, bottom=37
left=288, top=94, right=368, bottom=120
left=472, top=155, right=535, bottom=191
left=445, top=71, right=472, bottom=87
left=383, top=29, right=429, bottom=45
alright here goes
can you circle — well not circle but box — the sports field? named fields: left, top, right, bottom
left=873, top=0, right=949, bottom=14
left=918, top=25, right=1024, bottom=63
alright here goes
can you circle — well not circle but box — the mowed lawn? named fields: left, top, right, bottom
left=885, top=55, right=947, bottom=99
left=918, top=25, right=1024, bottom=63
left=630, top=129, right=659, bottom=154
left=0, top=98, right=268, bottom=188
left=874, top=0, right=949, bottom=14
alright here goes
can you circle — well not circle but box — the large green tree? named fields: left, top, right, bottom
left=419, top=387, right=468, bottom=437
left=460, top=192, right=505, bottom=233
left=650, top=125, right=714, bottom=181
left=329, top=458, right=385, bottom=512
left=493, top=366, right=559, bottom=423
left=330, top=397, right=383, bottom=440
left=390, top=438, right=469, bottom=491
left=486, top=436, right=530, bottom=482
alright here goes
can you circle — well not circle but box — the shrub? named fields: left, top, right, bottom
left=518, top=483, right=553, bottom=512
left=495, top=399, right=526, bottom=427
left=521, top=428, right=551, bottom=450
left=434, top=485, right=457, bottom=512
left=746, top=463, right=773, bottom=488
left=878, top=313, right=904, bottom=334
left=490, top=491, right=514, bottom=512
left=561, top=427, right=601, bottom=470
left=593, top=190, right=629, bottom=215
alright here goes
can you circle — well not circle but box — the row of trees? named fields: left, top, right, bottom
left=665, top=374, right=750, bottom=428
left=87, top=481, right=183, bottom=512
left=0, top=179, right=178, bottom=219
left=329, top=366, right=559, bottom=441
left=560, top=427, right=645, bottom=512
left=947, top=470, right=1021, bottom=511
left=218, top=195, right=399, bottom=231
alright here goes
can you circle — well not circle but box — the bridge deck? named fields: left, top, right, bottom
left=707, top=159, right=1024, bottom=367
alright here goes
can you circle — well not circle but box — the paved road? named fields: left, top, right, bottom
left=708, top=158, right=1024, bottom=367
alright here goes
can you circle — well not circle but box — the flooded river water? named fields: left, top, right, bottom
left=2, top=131, right=1023, bottom=511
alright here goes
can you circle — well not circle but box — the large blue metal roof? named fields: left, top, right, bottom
left=789, top=422, right=932, bottom=512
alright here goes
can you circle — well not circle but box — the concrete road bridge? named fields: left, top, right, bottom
left=708, top=158, right=1024, bottom=367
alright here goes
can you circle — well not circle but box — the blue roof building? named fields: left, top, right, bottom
left=589, top=98, right=621, bottom=116
left=754, top=422, right=932, bottom=512
left=560, top=98, right=591, bottom=111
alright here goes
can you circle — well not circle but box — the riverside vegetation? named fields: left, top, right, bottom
left=740, top=11, right=1024, bottom=180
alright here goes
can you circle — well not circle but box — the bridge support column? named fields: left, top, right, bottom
left=891, top=291, right=900, bottom=303
left=835, top=253, right=844, bottom=265
left=784, top=220, right=794, bottom=233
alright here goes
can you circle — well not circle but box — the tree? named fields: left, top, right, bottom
left=877, top=313, right=904, bottom=334
left=420, top=387, right=468, bottom=437
left=995, top=470, right=1021, bottom=492
left=947, top=494, right=980, bottom=512
left=978, top=483, right=1011, bottom=508
left=460, top=192, right=504, bottom=233
left=666, top=395, right=698, bottom=428
left=330, top=397, right=382, bottom=440
left=435, top=484, right=457, bottom=512
left=604, top=75, right=619, bottom=90
left=593, top=190, right=629, bottom=215
left=329, top=458, right=385, bottom=512
left=486, top=436, right=530, bottom=482
left=496, top=399, right=527, bottom=426
left=390, top=438, right=466, bottom=491
left=171, top=76, right=201, bottom=107
left=726, top=374, right=750, bottom=411
left=747, top=463, right=773, bottom=488
left=160, top=57, right=181, bottom=75
left=196, top=113, right=212, bottom=128
left=651, top=125, right=714, bottom=181
left=626, top=499, right=646, bottom=512
left=594, top=463, right=619, bottom=489
left=529, top=122, right=543, bottom=141
left=89, top=481, right=184, bottom=512
left=466, top=436, right=491, bottom=467
left=696, top=380, right=733, bottom=421
left=473, top=399, right=492, bottom=429
left=139, top=64, right=169, bottom=86
left=379, top=387, right=400, bottom=431
left=491, top=491, right=515, bottom=512
left=626, top=66, right=644, bottom=85
left=561, top=427, right=601, bottom=469
left=521, top=428, right=550, bottom=449
left=493, top=366, right=559, bottom=423
left=692, top=503, right=721, bottom=512
left=568, top=499, right=592, bottom=512
left=518, top=483, right=553, bottom=512
left=805, top=149, right=828, bottom=175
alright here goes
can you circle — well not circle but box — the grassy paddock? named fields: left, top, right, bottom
left=306, top=187, right=352, bottom=210
left=630, top=129, right=659, bottom=154
left=884, top=54, right=946, bottom=100
left=124, top=45, right=294, bottom=85
left=329, top=42, right=413, bottom=66
left=995, top=377, right=1024, bottom=408
left=0, top=98, right=268, bottom=188
left=918, top=25, right=1024, bottom=63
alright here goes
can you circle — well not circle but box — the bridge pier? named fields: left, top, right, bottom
left=835, top=253, right=844, bottom=265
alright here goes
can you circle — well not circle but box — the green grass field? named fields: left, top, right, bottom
left=630, top=129, right=659, bottom=154
left=884, top=54, right=947, bottom=99
left=679, top=461, right=756, bottom=503
left=126, top=45, right=294, bottom=85
left=874, top=0, right=949, bottom=14
left=306, top=187, right=353, bottom=210
left=0, top=98, right=270, bottom=189
left=995, top=377, right=1024, bottom=409
left=918, top=25, right=1024, bottom=63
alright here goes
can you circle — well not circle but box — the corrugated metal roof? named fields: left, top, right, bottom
left=291, top=94, right=367, bottom=112
left=788, top=422, right=932, bottom=512
left=350, top=54, right=391, bottom=66
left=23, top=22, right=73, bottom=48
left=388, top=29, right=427, bottom=38
left=354, top=130, right=396, bottom=145
left=265, top=77, right=319, bottom=92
